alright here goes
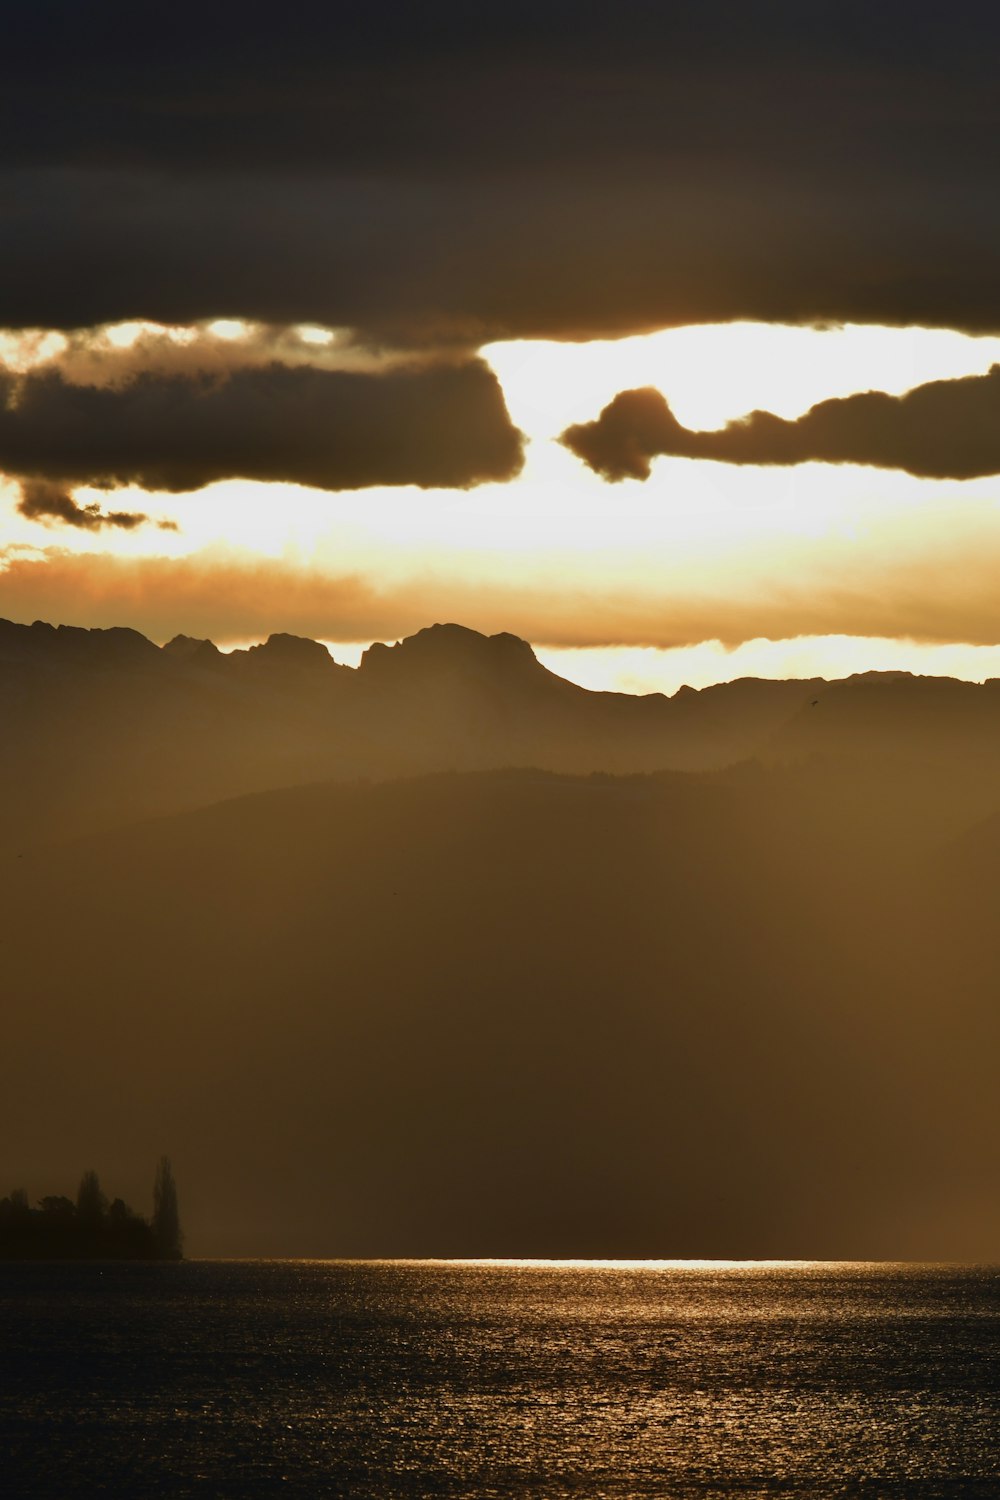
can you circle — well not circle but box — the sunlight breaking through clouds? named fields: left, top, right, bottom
left=3, top=320, right=1000, bottom=686
left=483, top=323, right=1000, bottom=439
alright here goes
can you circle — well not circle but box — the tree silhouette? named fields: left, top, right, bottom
left=9, top=1187, right=29, bottom=1215
left=1, top=1165, right=178, bottom=1258
left=152, top=1156, right=183, bottom=1260
left=76, top=1169, right=107, bottom=1224
left=38, top=1195, right=75, bottom=1218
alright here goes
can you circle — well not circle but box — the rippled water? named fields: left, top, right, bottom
left=1, top=1261, right=997, bottom=1497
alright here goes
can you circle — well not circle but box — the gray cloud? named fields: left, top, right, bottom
left=561, top=368, right=1000, bottom=481
left=0, top=360, right=524, bottom=493
left=0, top=5, right=998, bottom=341
left=17, top=478, right=174, bottom=532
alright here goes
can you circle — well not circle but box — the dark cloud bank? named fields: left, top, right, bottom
left=0, top=361, right=523, bottom=493
left=2, top=2, right=999, bottom=340
left=562, top=367, right=1000, bottom=481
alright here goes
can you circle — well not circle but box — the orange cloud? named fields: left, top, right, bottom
left=4, top=545, right=1000, bottom=651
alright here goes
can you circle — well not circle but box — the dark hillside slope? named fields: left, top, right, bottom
left=3, top=761, right=995, bottom=1259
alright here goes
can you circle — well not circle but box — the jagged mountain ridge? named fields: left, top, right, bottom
left=0, top=615, right=824, bottom=849
left=4, top=612, right=1000, bottom=852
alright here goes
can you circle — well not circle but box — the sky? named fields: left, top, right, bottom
left=2, top=1, right=1000, bottom=695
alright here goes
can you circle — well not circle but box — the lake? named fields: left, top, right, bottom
left=1, top=1260, right=997, bottom=1496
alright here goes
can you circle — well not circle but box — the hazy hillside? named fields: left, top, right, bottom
left=3, top=758, right=997, bottom=1260
left=12, top=611, right=1000, bottom=858
left=768, top=669, right=1000, bottom=770
left=0, top=615, right=826, bottom=849
left=4, top=613, right=999, bottom=1258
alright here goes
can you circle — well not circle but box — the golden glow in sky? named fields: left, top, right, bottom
left=3, top=320, right=1000, bottom=694
left=483, top=323, right=1000, bottom=437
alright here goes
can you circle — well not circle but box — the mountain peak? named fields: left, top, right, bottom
left=162, top=634, right=221, bottom=664
left=245, top=633, right=340, bottom=671
left=360, top=623, right=539, bottom=680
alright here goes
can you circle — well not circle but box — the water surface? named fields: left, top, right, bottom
left=1, top=1260, right=997, bottom=1497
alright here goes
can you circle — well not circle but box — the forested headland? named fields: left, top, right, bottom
left=0, top=1159, right=182, bottom=1260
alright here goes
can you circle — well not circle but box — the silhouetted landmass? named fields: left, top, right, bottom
left=4, top=615, right=1000, bottom=1259
left=7, top=613, right=1000, bottom=859
left=0, top=615, right=822, bottom=851
left=0, top=1161, right=182, bottom=1260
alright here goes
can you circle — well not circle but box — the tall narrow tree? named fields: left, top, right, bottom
left=152, top=1157, right=183, bottom=1260
left=76, top=1169, right=107, bottom=1225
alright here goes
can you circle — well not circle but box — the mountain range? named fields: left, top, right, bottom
left=7, top=613, right=1000, bottom=849
left=2, top=615, right=998, bottom=1258
left=1, top=614, right=824, bottom=849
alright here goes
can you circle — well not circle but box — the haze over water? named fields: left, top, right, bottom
left=3, top=1260, right=997, bottom=1497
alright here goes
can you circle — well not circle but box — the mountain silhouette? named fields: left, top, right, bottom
left=767, top=670, right=1000, bottom=767
left=0, top=614, right=824, bottom=850
left=7, top=612, right=1000, bottom=861
left=4, top=612, right=999, bottom=1260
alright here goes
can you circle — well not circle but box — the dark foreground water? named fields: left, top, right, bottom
left=1, top=1261, right=997, bottom=1498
